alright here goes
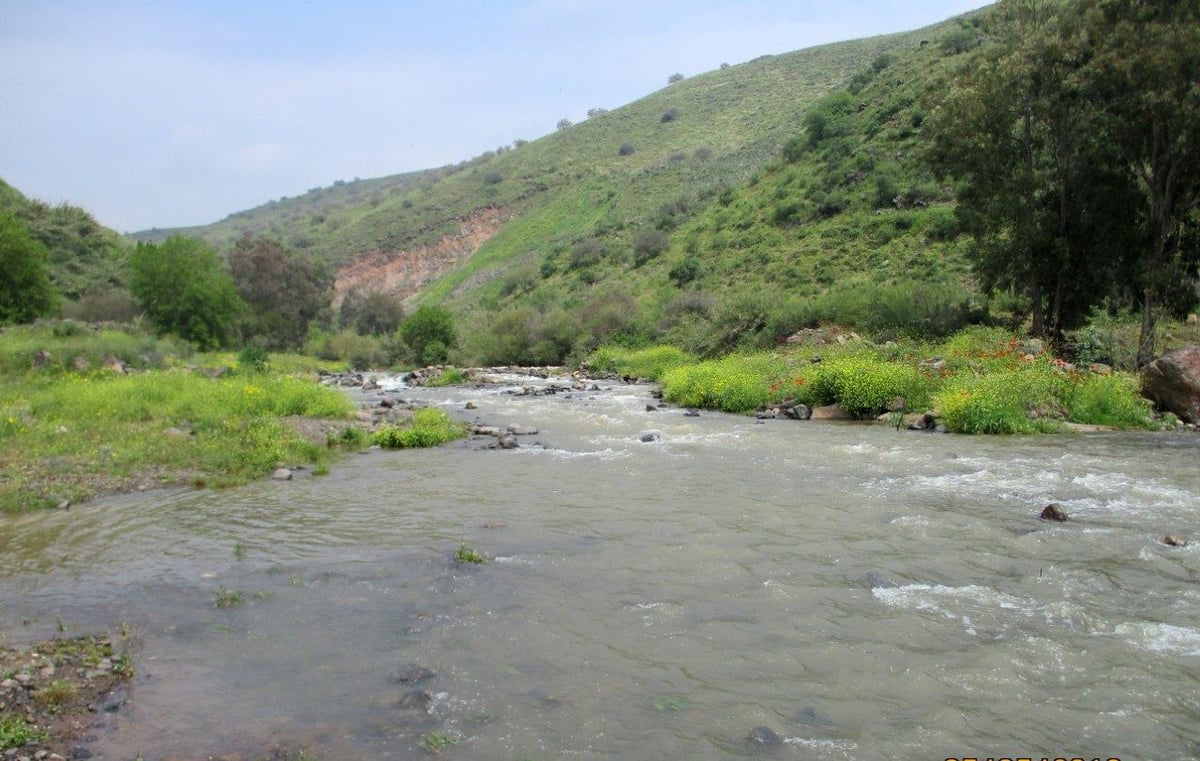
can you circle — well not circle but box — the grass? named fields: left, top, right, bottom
left=586, top=345, right=695, bottom=381
left=0, top=325, right=359, bottom=513
left=0, top=716, right=49, bottom=750
left=455, top=543, right=487, bottom=565
left=419, top=731, right=457, bottom=752
left=213, top=587, right=246, bottom=609
left=373, top=408, right=467, bottom=449
left=32, top=679, right=78, bottom=710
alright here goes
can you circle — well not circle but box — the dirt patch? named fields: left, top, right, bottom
left=332, top=206, right=508, bottom=309
left=0, top=635, right=134, bottom=760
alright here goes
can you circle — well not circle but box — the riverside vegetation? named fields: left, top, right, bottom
left=587, top=322, right=1196, bottom=434
left=0, top=322, right=466, bottom=515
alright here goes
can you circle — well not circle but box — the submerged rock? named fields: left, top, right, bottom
left=639, top=431, right=662, bottom=443
left=1040, top=503, right=1068, bottom=522
left=388, top=665, right=437, bottom=684
left=1162, top=534, right=1189, bottom=547
left=747, top=726, right=784, bottom=746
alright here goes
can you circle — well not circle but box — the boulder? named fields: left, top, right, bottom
left=1162, top=534, right=1188, bottom=548
left=272, top=468, right=293, bottom=481
left=1141, top=346, right=1200, bottom=423
left=810, top=404, right=855, bottom=421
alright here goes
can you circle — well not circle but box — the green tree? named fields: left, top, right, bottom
left=1075, top=0, right=1200, bottom=364
left=0, top=212, right=58, bottom=323
left=228, top=234, right=331, bottom=349
left=925, top=0, right=1139, bottom=340
left=399, top=304, right=457, bottom=365
left=351, top=291, right=406, bottom=336
left=130, top=236, right=244, bottom=350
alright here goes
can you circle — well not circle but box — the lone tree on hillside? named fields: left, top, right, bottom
left=668, top=73, right=684, bottom=84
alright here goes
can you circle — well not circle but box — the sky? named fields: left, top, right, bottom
left=0, top=1, right=991, bottom=233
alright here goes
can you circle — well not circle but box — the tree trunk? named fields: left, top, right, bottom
left=1137, top=284, right=1157, bottom=367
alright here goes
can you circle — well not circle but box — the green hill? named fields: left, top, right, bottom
left=0, top=178, right=132, bottom=319
left=128, top=12, right=983, bottom=357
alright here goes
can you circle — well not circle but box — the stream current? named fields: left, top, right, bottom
left=1, top=373, right=1198, bottom=759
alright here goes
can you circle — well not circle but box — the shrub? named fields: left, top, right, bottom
left=668, top=257, right=702, bottom=286
left=373, top=408, right=466, bottom=448
left=586, top=345, right=694, bottom=381
left=1067, top=372, right=1154, bottom=428
left=399, top=305, right=456, bottom=366
left=618, top=143, right=636, bottom=156
left=661, top=354, right=782, bottom=413
left=934, top=361, right=1069, bottom=434
left=661, top=108, right=679, bottom=123
left=809, top=354, right=930, bottom=416
left=633, top=229, right=670, bottom=266
left=569, top=238, right=605, bottom=270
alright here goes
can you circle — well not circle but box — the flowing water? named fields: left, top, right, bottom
left=1, top=374, right=1198, bottom=760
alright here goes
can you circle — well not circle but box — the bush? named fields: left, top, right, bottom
left=1067, top=372, right=1155, bottom=428
left=633, top=229, right=670, bottom=266
left=809, top=354, right=930, bottom=417
left=399, top=305, right=456, bottom=366
left=618, top=143, right=636, bottom=156
left=935, top=360, right=1069, bottom=434
left=586, top=345, right=694, bottom=380
left=668, top=257, right=702, bottom=286
left=661, top=354, right=783, bottom=413
left=373, top=408, right=466, bottom=448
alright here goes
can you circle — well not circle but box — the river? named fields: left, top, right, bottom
left=1, top=372, right=1197, bottom=760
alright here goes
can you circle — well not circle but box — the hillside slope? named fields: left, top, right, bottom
left=134, top=15, right=973, bottom=294
left=0, top=178, right=130, bottom=308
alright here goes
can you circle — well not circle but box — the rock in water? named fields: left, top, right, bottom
left=272, top=468, right=293, bottom=481
left=1141, top=346, right=1200, bottom=423
left=747, top=726, right=783, bottom=746
left=1162, top=535, right=1189, bottom=547
left=1040, top=503, right=1068, bottom=522
left=388, top=664, right=436, bottom=684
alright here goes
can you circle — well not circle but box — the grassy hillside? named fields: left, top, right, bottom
left=441, top=15, right=990, bottom=361
left=0, top=178, right=131, bottom=314
left=117, top=11, right=992, bottom=366
left=134, top=15, right=974, bottom=277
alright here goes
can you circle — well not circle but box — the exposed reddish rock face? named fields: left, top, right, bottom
left=1141, top=346, right=1200, bottom=423
left=333, top=206, right=507, bottom=309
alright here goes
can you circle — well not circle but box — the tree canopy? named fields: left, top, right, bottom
left=926, top=0, right=1200, bottom=357
left=0, top=212, right=58, bottom=324
left=228, top=234, right=332, bottom=350
left=129, top=236, right=244, bottom=350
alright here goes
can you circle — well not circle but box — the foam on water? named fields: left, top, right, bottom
left=1114, top=622, right=1200, bottom=657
